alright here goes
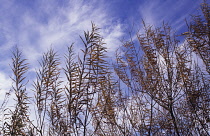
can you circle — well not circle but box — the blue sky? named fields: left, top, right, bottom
left=0, top=0, right=204, bottom=101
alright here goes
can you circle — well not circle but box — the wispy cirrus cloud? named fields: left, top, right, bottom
left=0, top=0, right=126, bottom=63
left=0, top=0, right=203, bottom=66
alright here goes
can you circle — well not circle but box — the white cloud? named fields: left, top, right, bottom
left=103, top=23, right=125, bottom=52
left=0, top=72, right=12, bottom=101
left=17, top=0, right=122, bottom=60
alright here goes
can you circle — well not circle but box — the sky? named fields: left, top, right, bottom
left=0, top=0, right=204, bottom=104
